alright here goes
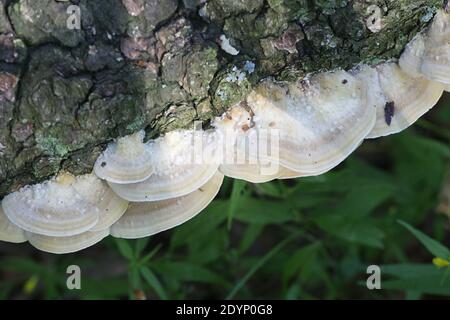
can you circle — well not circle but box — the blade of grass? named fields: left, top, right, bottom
left=141, top=243, right=163, bottom=265
left=227, top=179, right=247, bottom=229
left=140, top=267, right=168, bottom=300
left=417, top=119, right=450, bottom=142
left=115, top=239, right=135, bottom=261
left=398, top=220, right=450, bottom=259
left=225, top=230, right=301, bottom=300
left=135, top=238, right=150, bottom=257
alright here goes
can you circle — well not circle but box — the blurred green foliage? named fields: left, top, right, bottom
left=1, top=96, right=450, bottom=300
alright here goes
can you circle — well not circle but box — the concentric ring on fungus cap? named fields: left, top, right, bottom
left=244, top=70, right=376, bottom=175
left=94, top=130, right=154, bottom=184
left=214, top=105, right=285, bottom=183
left=25, top=229, right=109, bottom=254
left=110, top=172, right=224, bottom=239
left=213, top=105, right=332, bottom=182
left=72, top=174, right=129, bottom=232
left=1, top=173, right=100, bottom=237
left=108, top=130, right=220, bottom=202
left=421, top=10, right=450, bottom=85
left=365, top=62, right=443, bottom=139
left=0, top=206, right=26, bottom=243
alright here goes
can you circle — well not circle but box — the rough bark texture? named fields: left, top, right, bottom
left=0, top=0, right=444, bottom=198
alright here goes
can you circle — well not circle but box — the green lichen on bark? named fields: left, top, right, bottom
left=0, top=0, right=444, bottom=198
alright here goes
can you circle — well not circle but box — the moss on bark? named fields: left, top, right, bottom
left=0, top=0, right=444, bottom=198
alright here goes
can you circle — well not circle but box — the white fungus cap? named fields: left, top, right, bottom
left=109, top=130, right=220, bottom=202
left=427, top=9, right=450, bottom=45
left=25, top=229, right=109, bottom=254
left=399, top=32, right=427, bottom=78
left=110, top=172, right=224, bottom=239
left=277, top=166, right=333, bottom=180
left=94, top=130, right=154, bottom=184
left=220, top=162, right=282, bottom=183
left=1, top=173, right=100, bottom=237
left=420, top=10, right=450, bottom=85
left=0, top=205, right=26, bottom=243
left=72, top=174, right=129, bottom=231
left=245, top=70, right=376, bottom=174
left=366, top=62, right=443, bottom=138
left=214, top=105, right=282, bottom=183
left=421, top=45, right=450, bottom=85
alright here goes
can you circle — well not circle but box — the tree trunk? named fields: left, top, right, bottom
left=0, top=0, right=444, bottom=198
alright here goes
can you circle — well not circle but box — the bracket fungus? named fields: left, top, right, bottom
left=0, top=207, right=26, bottom=244
left=219, top=162, right=282, bottom=184
left=214, top=103, right=339, bottom=182
left=1, top=172, right=129, bottom=239
left=25, top=229, right=110, bottom=255
left=110, top=172, right=224, bottom=239
left=213, top=105, right=282, bottom=183
left=71, top=175, right=129, bottom=232
left=108, top=130, right=220, bottom=202
left=421, top=10, right=450, bottom=85
left=0, top=9, right=449, bottom=254
left=244, top=70, right=376, bottom=175
left=365, top=63, right=444, bottom=138
left=2, top=173, right=100, bottom=237
left=364, top=10, right=449, bottom=138
left=94, top=130, right=154, bottom=184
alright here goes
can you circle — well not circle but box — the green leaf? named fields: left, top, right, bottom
left=226, top=231, right=301, bottom=300
left=135, top=238, right=150, bottom=257
left=381, top=264, right=443, bottom=278
left=152, top=261, right=230, bottom=287
left=382, top=276, right=450, bottom=296
left=129, top=266, right=142, bottom=299
left=342, top=186, right=394, bottom=217
left=398, top=220, right=450, bottom=259
left=115, top=239, right=135, bottom=261
left=170, top=200, right=228, bottom=249
left=238, top=225, right=264, bottom=254
left=234, top=198, right=296, bottom=225
left=140, top=267, right=168, bottom=300
left=412, top=127, right=450, bottom=156
left=314, top=215, right=385, bottom=248
left=256, top=181, right=287, bottom=198
left=186, top=229, right=229, bottom=265
left=140, top=244, right=162, bottom=265
left=283, top=243, right=322, bottom=283
left=76, top=278, right=129, bottom=300
left=228, top=179, right=248, bottom=228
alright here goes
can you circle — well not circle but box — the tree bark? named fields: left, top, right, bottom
left=0, top=0, right=444, bottom=198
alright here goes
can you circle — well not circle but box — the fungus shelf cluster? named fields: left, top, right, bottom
left=1, top=10, right=449, bottom=254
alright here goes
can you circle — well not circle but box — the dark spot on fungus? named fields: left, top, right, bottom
left=199, top=188, right=204, bottom=192
left=384, top=102, right=395, bottom=126
left=101, top=162, right=107, bottom=167
left=342, top=79, right=348, bottom=84
left=241, top=101, right=255, bottom=117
